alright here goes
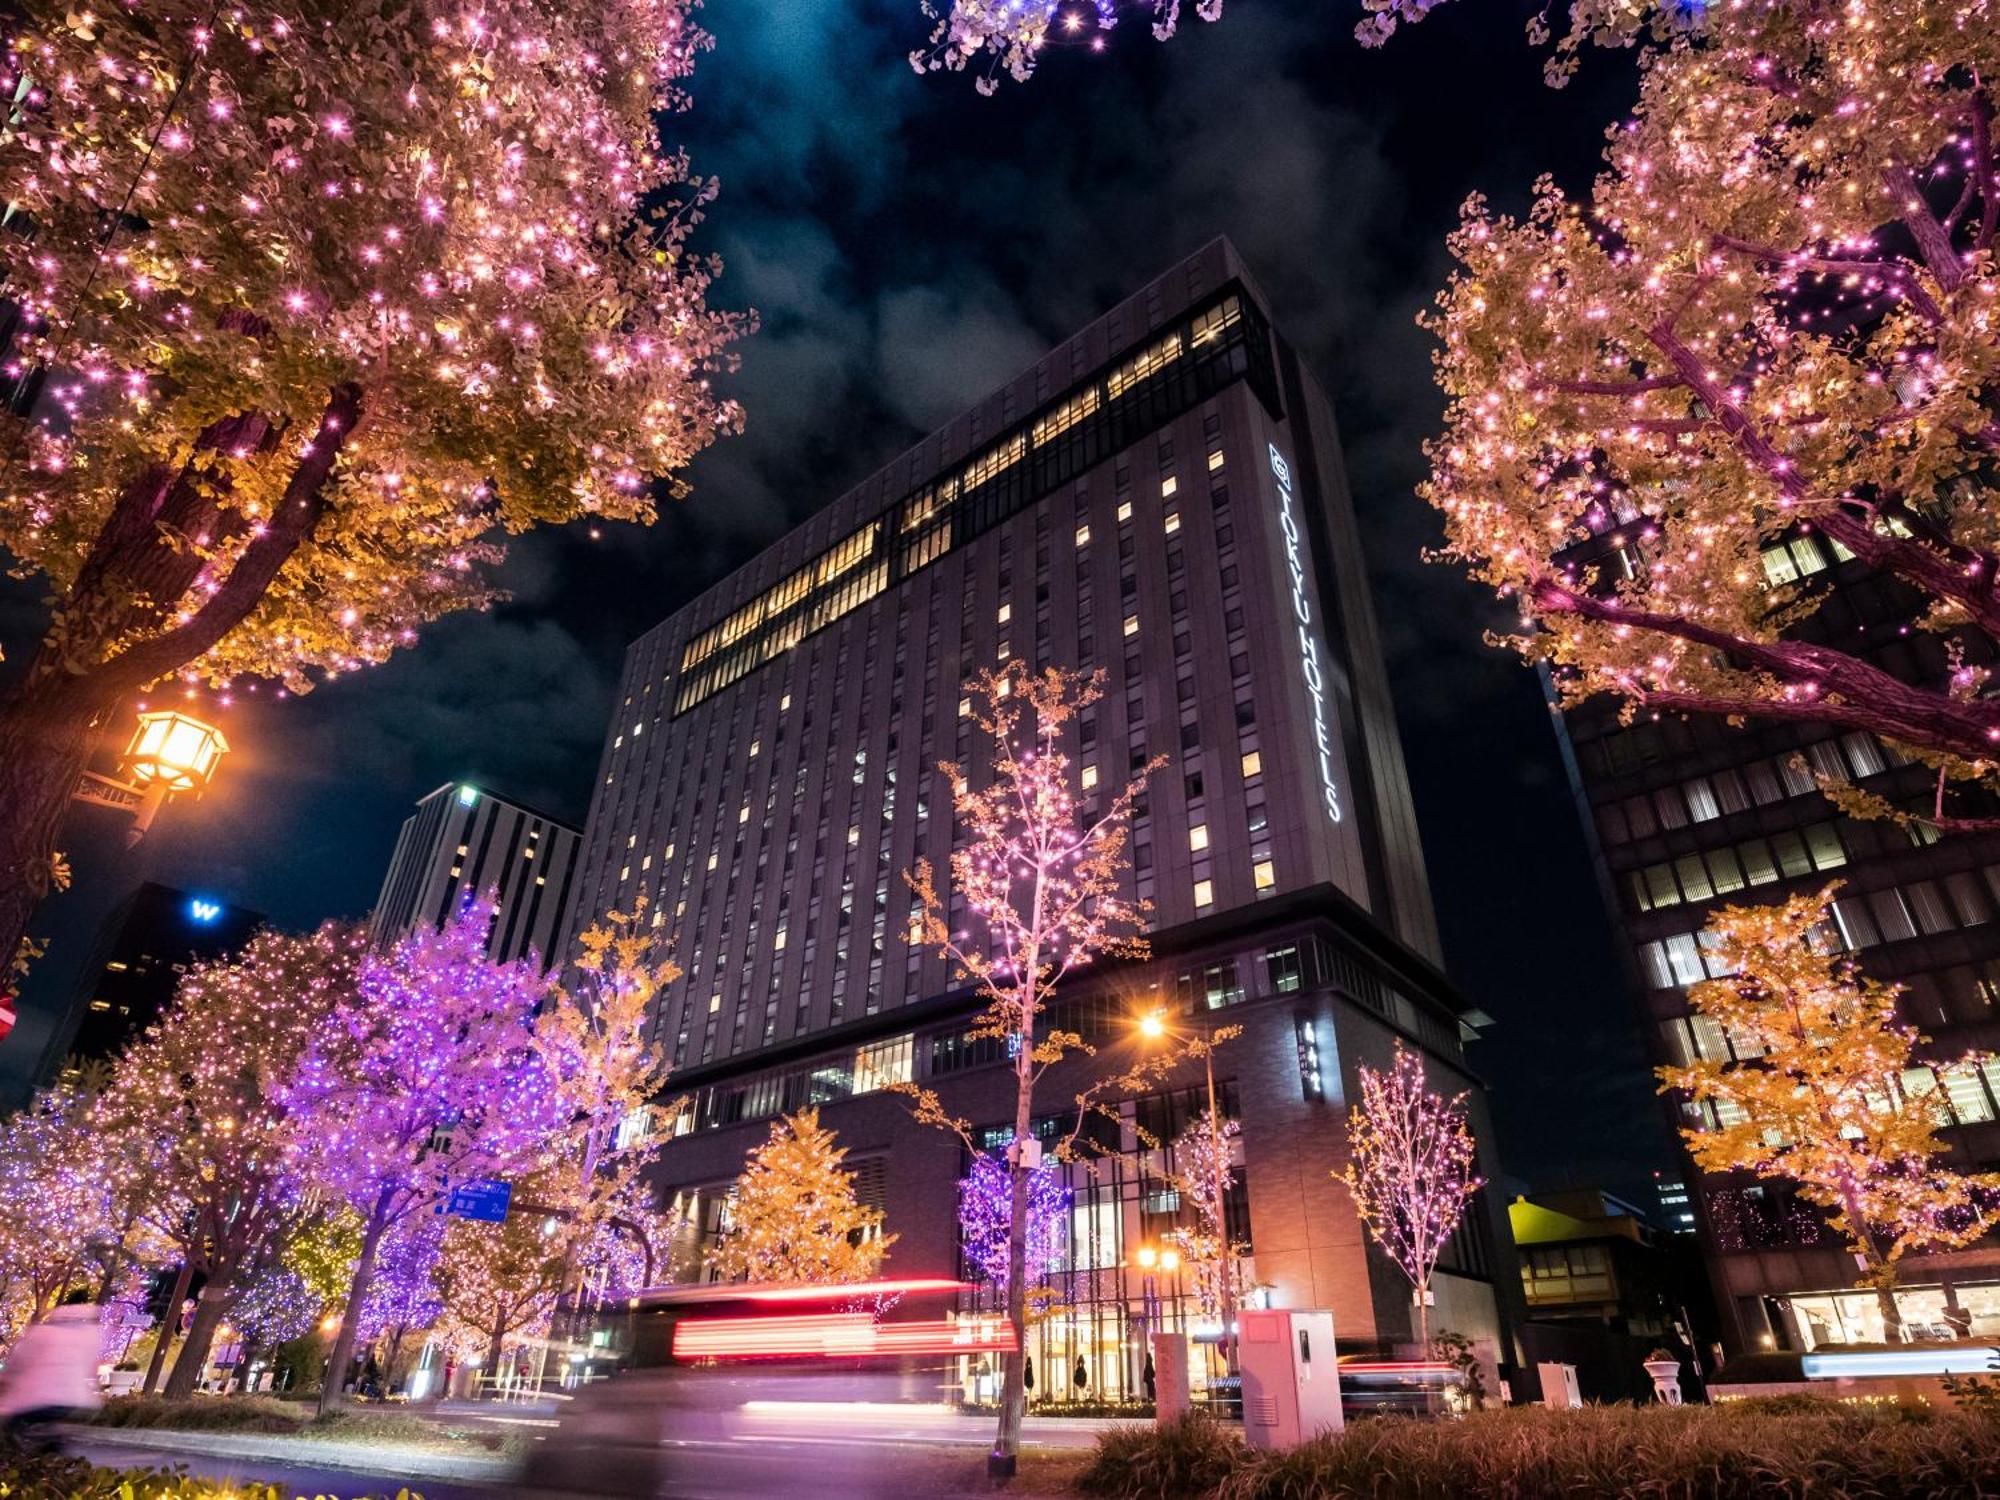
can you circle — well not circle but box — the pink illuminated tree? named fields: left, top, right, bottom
left=281, top=897, right=567, bottom=1413
left=105, top=920, right=366, bottom=1397
left=1337, top=1043, right=1482, bottom=1357
left=0, top=0, right=745, bottom=986
left=904, top=662, right=1161, bottom=1475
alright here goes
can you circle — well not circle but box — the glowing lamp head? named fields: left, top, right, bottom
left=123, top=710, right=228, bottom=792
left=1136, top=1245, right=1157, bottom=1270
left=1160, top=1248, right=1181, bottom=1272
left=1138, top=1011, right=1167, bottom=1041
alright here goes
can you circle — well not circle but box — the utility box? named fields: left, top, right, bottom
left=1537, top=1361, right=1582, bottom=1409
left=1236, top=1309, right=1343, bottom=1450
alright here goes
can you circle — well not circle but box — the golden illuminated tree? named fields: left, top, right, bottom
left=704, top=1109, right=891, bottom=1285
left=1421, top=2, right=2000, bottom=826
left=1664, top=884, right=2000, bottom=1339
left=436, top=1202, right=564, bottom=1378
left=0, top=0, right=745, bottom=982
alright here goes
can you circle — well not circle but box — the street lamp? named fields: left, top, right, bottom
left=72, top=708, right=229, bottom=845
left=1137, top=1007, right=1238, bottom=1377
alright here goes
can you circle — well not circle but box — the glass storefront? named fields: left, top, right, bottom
left=1785, top=1282, right=2000, bottom=1347
left=953, top=1099, right=1253, bottom=1407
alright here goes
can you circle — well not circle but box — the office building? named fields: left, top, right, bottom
left=33, top=881, right=264, bottom=1088
left=569, top=240, right=1518, bottom=1397
left=369, top=782, right=582, bottom=968
left=1555, top=514, right=2000, bottom=1354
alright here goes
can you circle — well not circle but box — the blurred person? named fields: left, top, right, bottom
left=0, top=1291, right=104, bottom=1446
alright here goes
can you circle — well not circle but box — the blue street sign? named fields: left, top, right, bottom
left=446, top=1179, right=513, bottom=1223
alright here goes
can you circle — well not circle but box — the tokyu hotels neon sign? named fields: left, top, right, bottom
left=1269, top=443, right=1343, bottom=825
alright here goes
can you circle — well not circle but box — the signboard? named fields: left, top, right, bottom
left=446, top=1179, right=513, bottom=1223
left=1268, top=443, right=1343, bottom=827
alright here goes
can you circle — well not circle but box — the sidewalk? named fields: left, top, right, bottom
left=58, top=1424, right=515, bottom=1488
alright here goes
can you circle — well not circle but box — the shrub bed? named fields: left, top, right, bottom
left=1076, top=1404, right=2000, bottom=1499
left=0, top=1447, right=422, bottom=1499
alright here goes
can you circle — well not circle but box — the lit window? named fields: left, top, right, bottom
left=1075, top=523, right=1091, bottom=547
left=1253, top=860, right=1276, bottom=890
left=1189, top=824, right=1209, bottom=852
left=708, top=994, right=722, bottom=1013
left=450, top=865, right=463, bottom=878
left=1118, top=500, right=1133, bottom=523
left=626, top=833, right=637, bottom=849
left=1124, top=615, right=1139, bottom=637
left=959, top=696, right=972, bottom=717
left=1194, top=879, right=1214, bottom=909
left=1081, top=764, right=1099, bottom=791
left=1208, top=450, right=1225, bottom=472
left=997, top=603, right=1012, bottom=625
left=1164, top=512, right=1181, bottom=535
left=456, top=844, right=468, bottom=856
left=749, top=740, right=761, bottom=758
left=774, top=927, right=787, bottom=951
left=641, top=855, right=652, bottom=871
left=1161, top=475, right=1178, bottom=498
left=535, top=876, right=546, bottom=887
left=707, top=851, right=719, bottom=872
left=847, top=826, right=860, bottom=846
left=619, top=865, right=630, bottom=881
left=1241, top=750, right=1262, bottom=778
left=781, top=693, right=792, bottom=711
left=522, top=847, right=534, bottom=859
left=739, top=804, right=751, bottom=824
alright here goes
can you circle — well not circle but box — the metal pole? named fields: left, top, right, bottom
left=1203, top=1023, right=1236, bottom=1378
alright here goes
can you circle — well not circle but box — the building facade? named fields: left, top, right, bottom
left=569, top=240, right=1518, bottom=1397
left=1554, top=515, right=2000, bottom=1355
left=32, top=881, right=264, bottom=1089
left=369, top=782, right=582, bottom=968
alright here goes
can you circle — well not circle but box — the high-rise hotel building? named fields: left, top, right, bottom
left=1555, top=517, right=2000, bottom=1354
left=568, top=240, right=1518, bottom=1395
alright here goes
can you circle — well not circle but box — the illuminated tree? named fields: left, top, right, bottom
left=436, top=1201, right=565, bottom=1376
left=904, top=662, right=1164, bottom=1474
left=705, top=1109, right=891, bottom=1285
left=0, top=1082, right=125, bottom=1322
left=280, top=898, right=568, bottom=1412
left=1167, top=1110, right=1242, bottom=1325
left=105, top=920, right=365, bottom=1397
left=1419, top=3, right=2000, bottom=826
left=1337, top=1043, right=1482, bottom=1356
left=1664, top=884, right=2000, bottom=1339
left=957, top=1153, right=1068, bottom=1292
left=0, top=0, right=745, bottom=982
left=532, top=901, right=678, bottom=1326
left=358, top=1216, right=445, bottom=1383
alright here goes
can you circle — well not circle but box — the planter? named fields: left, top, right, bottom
left=104, top=1370, right=142, bottom=1397
left=1644, top=1359, right=1683, bottom=1406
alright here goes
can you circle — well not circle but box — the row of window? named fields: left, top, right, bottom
left=1680, top=1057, right=2000, bottom=1133
left=1638, top=864, right=2000, bottom=989
left=669, top=289, right=1270, bottom=715
left=1627, top=821, right=1849, bottom=913
left=1596, top=730, right=1909, bottom=848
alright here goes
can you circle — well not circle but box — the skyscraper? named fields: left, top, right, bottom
left=569, top=240, right=1518, bottom=1393
left=369, top=782, right=581, bottom=968
left=31, top=881, right=264, bottom=1090
left=1555, top=515, right=2000, bottom=1353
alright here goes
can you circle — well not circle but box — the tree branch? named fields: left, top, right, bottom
left=1708, top=231, right=1944, bottom=322
left=75, top=383, right=362, bottom=701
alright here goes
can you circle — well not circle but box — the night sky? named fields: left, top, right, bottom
left=0, top=1, right=1677, bottom=1198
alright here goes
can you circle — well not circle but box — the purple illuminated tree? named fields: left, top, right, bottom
left=905, top=663, right=1171, bottom=1475
left=359, top=1217, right=445, bottom=1384
left=106, top=921, right=366, bottom=1397
left=281, top=897, right=567, bottom=1413
left=1337, top=1043, right=1483, bottom=1357
left=957, top=1153, right=1069, bottom=1292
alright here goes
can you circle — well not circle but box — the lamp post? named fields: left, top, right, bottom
left=1137, top=1008, right=1238, bottom=1378
left=71, top=709, right=229, bottom=846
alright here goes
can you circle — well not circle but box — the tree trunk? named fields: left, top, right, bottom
left=990, top=1051, right=1034, bottom=1479
left=484, top=1312, right=508, bottom=1380
left=0, top=673, right=121, bottom=989
left=142, top=1262, right=194, bottom=1395
left=1876, top=1282, right=1906, bottom=1343
left=164, top=1277, right=232, bottom=1398
left=0, top=384, right=361, bottom=989
left=319, top=1195, right=391, bottom=1417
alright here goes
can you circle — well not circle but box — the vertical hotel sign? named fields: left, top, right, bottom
left=1269, top=443, right=1343, bottom=826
